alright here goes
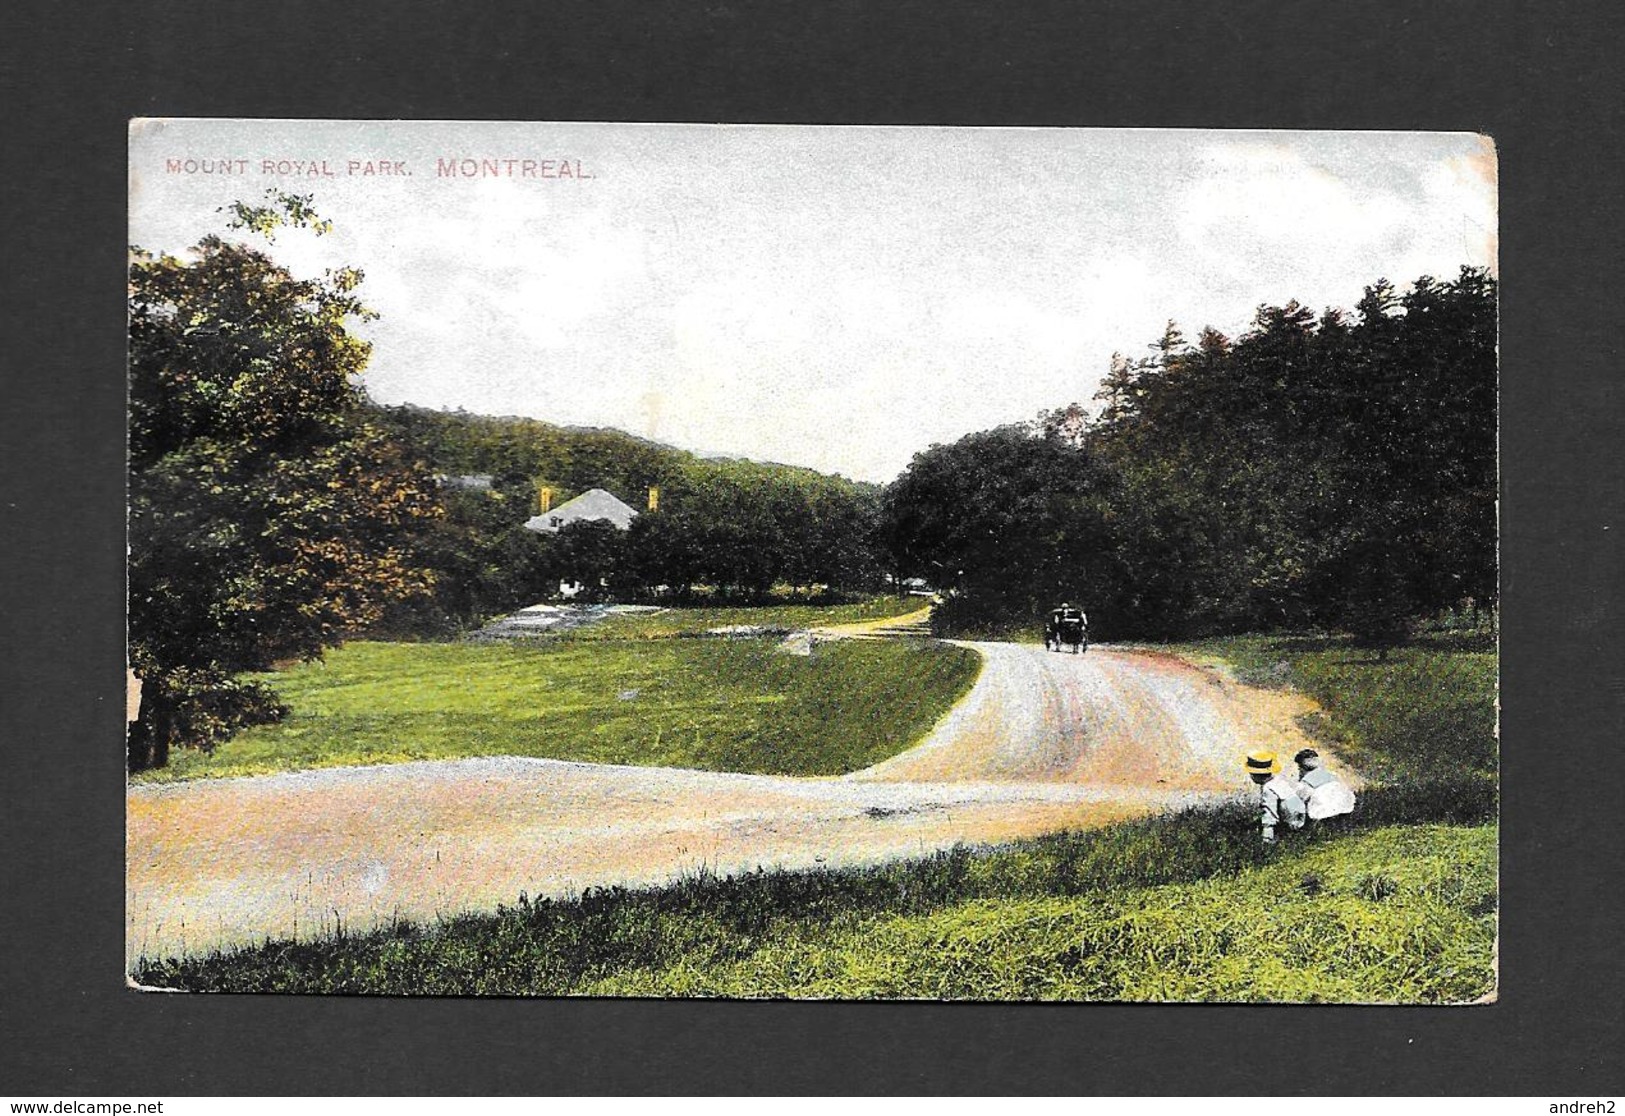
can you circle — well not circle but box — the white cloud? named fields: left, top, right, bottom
left=1174, top=145, right=1415, bottom=313
left=1179, top=144, right=1408, bottom=246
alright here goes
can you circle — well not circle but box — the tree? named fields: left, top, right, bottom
left=1083, top=268, right=1496, bottom=642
left=617, top=459, right=884, bottom=601
left=881, top=425, right=1116, bottom=635
left=1305, top=268, right=1498, bottom=638
left=625, top=504, right=705, bottom=598
left=128, top=192, right=440, bottom=770
left=890, top=268, right=1496, bottom=643
left=540, top=519, right=627, bottom=598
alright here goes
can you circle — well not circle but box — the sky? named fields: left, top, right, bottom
left=129, top=121, right=1496, bottom=483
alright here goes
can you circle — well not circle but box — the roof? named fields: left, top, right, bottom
left=523, top=487, right=639, bottom=533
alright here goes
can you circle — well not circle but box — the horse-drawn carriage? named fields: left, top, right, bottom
left=1044, top=604, right=1088, bottom=654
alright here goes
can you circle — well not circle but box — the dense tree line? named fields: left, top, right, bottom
left=620, top=459, right=884, bottom=600
left=884, top=268, right=1497, bottom=643
left=365, top=423, right=888, bottom=628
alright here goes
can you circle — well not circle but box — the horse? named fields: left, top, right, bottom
left=1044, top=607, right=1088, bottom=654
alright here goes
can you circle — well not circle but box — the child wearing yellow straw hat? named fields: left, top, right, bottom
left=1245, top=750, right=1306, bottom=846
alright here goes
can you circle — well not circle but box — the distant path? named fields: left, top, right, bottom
left=127, top=641, right=1326, bottom=962
left=809, top=603, right=933, bottom=639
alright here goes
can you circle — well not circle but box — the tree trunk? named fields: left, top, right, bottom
left=127, top=694, right=172, bottom=772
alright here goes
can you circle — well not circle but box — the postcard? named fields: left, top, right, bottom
left=127, top=120, right=1497, bottom=1000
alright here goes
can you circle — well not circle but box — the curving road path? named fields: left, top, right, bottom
left=127, top=641, right=1327, bottom=962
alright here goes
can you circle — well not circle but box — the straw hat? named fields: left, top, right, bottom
left=1244, top=750, right=1280, bottom=776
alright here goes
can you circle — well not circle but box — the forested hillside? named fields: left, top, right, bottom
left=368, top=404, right=691, bottom=501
left=367, top=404, right=887, bottom=633
left=884, top=267, right=1496, bottom=642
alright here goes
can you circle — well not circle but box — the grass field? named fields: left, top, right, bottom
left=1161, top=631, right=1498, bottom=782
left=583, top=824, right=1496, bottom=1002
left=136, top=628, right=978, bottom=783
left=132, top=809, right=1497, bottom=1001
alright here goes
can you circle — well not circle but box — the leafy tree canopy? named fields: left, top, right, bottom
left=884, top=267, right=1497, bottom=642
left=128, top=192, right=441, bottom=769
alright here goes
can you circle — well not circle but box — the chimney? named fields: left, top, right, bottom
left=647, top=486, right=660, bottom=512
left=538, top=485, right=553, bottom=513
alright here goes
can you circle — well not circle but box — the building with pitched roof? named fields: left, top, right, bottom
left=522, top=487, right=639, bottom=534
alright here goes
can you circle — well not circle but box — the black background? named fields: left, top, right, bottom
left=3, top=0, right=1622, bottom=1096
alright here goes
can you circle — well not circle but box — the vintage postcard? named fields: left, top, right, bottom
left=127, top=120, right=1498, bottom=1000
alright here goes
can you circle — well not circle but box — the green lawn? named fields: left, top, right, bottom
left=136, top=633, right=979, bottom=783
left=1159, top=631, right=1498, bottom=782
left=583, top=824, right=1496, bottom=1002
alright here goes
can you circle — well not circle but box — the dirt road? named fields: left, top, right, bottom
left=127, top=642, right=1325, bottom=961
